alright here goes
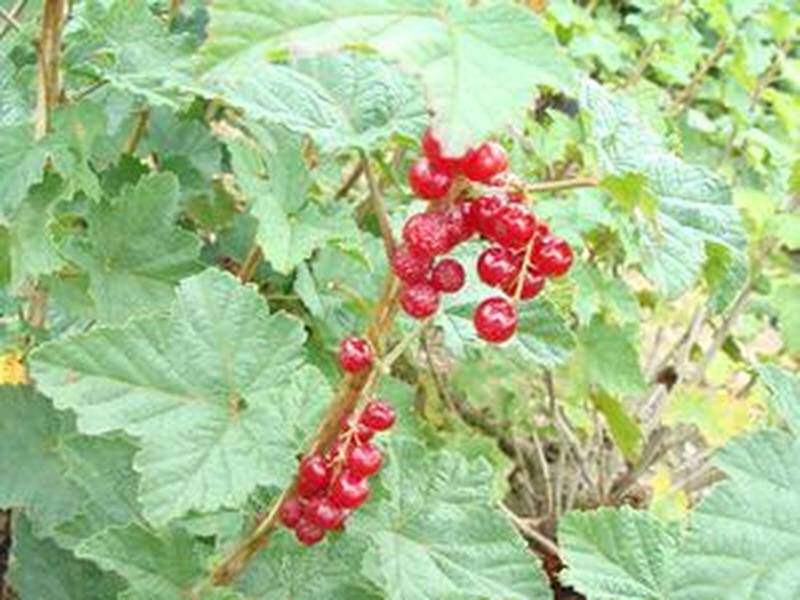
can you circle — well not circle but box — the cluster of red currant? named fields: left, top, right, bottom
left=280, top=338, right=396, bottom=546
left=393, top=129, right=574, bottom=342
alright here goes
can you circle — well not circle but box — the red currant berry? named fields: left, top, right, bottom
left=400, top=282, right=440, bottom=319
left=502, top=268, right=545, bottom=301
left=360, top=400, right=396, bottom=431
left=462, top=142, right=508, bottom=182
left=391, top=244, right=433, bottom=284
left=330, top=471, right=370, bottom=509
left=338, top=337, right=373, bottom=373
left=421, top=128, right=462, bottom=175
left=452, top=200, right=478, bottom=242
left=474, top=297, right=518, bottom=343
left=297, top=454, right=331, bottom=498
left=279, top=498, right=303, bottom=529
left=347, top=443, right=383, bottom=478
left=304, top=497, right=344, bottom=530
left=442, top=204, right=470, bottom=248
left=431, top=258, right=466, bottom=293
left=408, top=157, right=453, bottom=200
left=473, top=194, right=508, bottom=240
left=493, top=204, right=536, bottom=250
left=477, top=246, right=519, bottom=287
left=402, top=213, right=451, bottom=258
left=533, top=235, right=573, bottom=277
left=295, top=518, right=326, bottom=546
left=340, top=414, right=376, bottom=445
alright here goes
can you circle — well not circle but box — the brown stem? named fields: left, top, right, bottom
left=361, top=154, right=396, bottom=258
left=237, top=246, right=263, bottom=284
left=335, top=161, right=365, bottom=199
left=524, top=176, right=599, bottom=194
left=669, top=37, right=728, bottom=115
left=124, top=108, right=150, bottom=155
left=34, top=0, right=66, bottom=140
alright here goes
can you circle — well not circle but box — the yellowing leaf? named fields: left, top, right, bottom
left=0, top=351, right=27, bottom=385
left=664, top=387, right=761, bottom=447
left=648, top=464, right=688, bottom=523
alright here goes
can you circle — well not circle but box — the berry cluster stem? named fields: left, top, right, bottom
left=522, top=176, right=598, bottom=194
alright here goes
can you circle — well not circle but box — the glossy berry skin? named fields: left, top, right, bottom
left=391, top=245, right=432, bottom=284
left=421, top=128, right=463, bottom=175
left=305, top=497, right=344, bottom=530
left=431, top=258, right=466, bottom=293
left=502, top=268, right=545, bottom=301
left=534, top=235, right=573, bottom=277
left=295, top=518, right=326, bottom=546
left=408, top=157, right=453, bottom=200
left=402, top=213, right=451, bottom=258
left=279, top=498, right=303, bottom=529
left=477, top=246, right=519, bottom=287
left=473, top=194, right=507, bottom=240
left=400, top=282, right=440, bottom=319
left=493, top=204, right=536, bottom=250
left=474, top=297, right=518, bottom=343
left=347, top=443, right=383, bottom=478
left=360, top=400, right=396, bottom=431
left=462, top=142, right=508, bottom=182
left=451, top=201, right=478, bottom=242
left=338, top=337, right=373, bottom=373
left=297, top=455, right=331, bottom=498
left=331, top=471, right=370, bottom=509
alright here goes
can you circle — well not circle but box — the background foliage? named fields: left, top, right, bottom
left=0, top=0, right=798, bottom=598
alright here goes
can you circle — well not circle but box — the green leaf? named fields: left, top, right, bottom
left=201, top=53, right=427, bottom=153
left=581, top=80, right=747, bottom=298
left=0, top=124, right=50, bottom=221
left=592, top=392, right=642, bottom=461
left=758, top=364, right=800, bottom=434
left=31, top=269, right=319, bottom=524
left=575, top=318, right=646, bottom=396
left=769, top=282, right=800, bottom=354
left=559, top=506, right=680, bottom=600
left=600, top=172, right=658, bottom=218
left=512, top=298, right=578, bottom=368
left=60, top=172, right=202, bottom=324
left=702, top=242, right=748, bottom=314
left=570, top=262, right=640, bottom=326
left=9, top=515, right=125, bottom=600
left=673, top=430, right=800, bottom=599
left=200, top=0, right=576, bottom=153
left=354, top=436, right=551, bottom=600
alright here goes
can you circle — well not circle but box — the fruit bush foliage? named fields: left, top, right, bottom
left=0, top=1, right=798, bottom=599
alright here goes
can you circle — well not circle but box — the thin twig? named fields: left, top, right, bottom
left=669, top=37, right=728, bottom=115
left=334, top=161, right=365, bottom=199
left=34, top=0, right=66, bottom=140
left=625, top=42, right=657, bottom=87
left=124, top=108, right=150, bottom=155
left=237, top=246, right=263, bottom=284
left=500, top=503, right=563, bottom=560
left=531, top=429, right=553, bottom=517
left=0, top=6, right=21, bottom=31
left=524, top=176, right=599, bottom=194
left=361, top=154, right=396, bottom=258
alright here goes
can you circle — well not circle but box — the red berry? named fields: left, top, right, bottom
left=474, top=297, right=518, bottom=343
left=502, top=268, right=545, bottom=300
left=338, top=337, right=373, bottom=373
left=408, top=157, right=453, bottom=200
left=431, top=258, right=466, bottom=293
left=391, top=244, right=433, bottom=284
left=400, top=282, right=440, bottom=319
left=330, top=471, right=370, bottom=509
left=452, top=201, right=478, bottom=242
left=442, top=204, right=471, bottom=248
left=295, top=518, right=326, bottom=546
left=421, top=128, right=462, bottom=175
left=473, top=194, right=508, bottom=240
left=402, top=212, right=451, bottom=258
left=339, top=415, right=376, bottom=444
left=533, top=235, right=573, bottom=277
left=305, top=497, right=344, bottom=530
left=493, top=204, right=536, bottom=250
left=360, top=400, right=396, bottom=431
left=279, top=498, right=303, bottom=529
left=297, top=455, right=331, bottom=498
left=462, top=142, right=508, bottom=182
left=347, top=443, right=383, bottom=478
left=477, top=246, right=519, bottom=287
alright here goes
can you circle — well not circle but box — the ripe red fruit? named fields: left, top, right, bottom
left=452, top=201, right=478, bottom=242
left=297, top=454, right=331, bottom=498
left=502, top=268, right=545, bottom=301
left=279, top=498, right=303, bottom=529
left=462, top=142, right=508, bottom=182
left=421, top=128, right=463, bottom=175
left=347, top=443, right=383, bottom=478
left=431, top=258, right=466, bottom=293
left=477, top=246, right=519, bottom=287
left=402, top=212, right=451, bottom=258
left=442, top=203, right=472, bottom=248
left=339, top=415, right=376, bottom=445
left=473, top=194, right=507, bottom=239
left=493, top=204, right=536, bottom=250
left=400, top=282, right=440, bottom=319
left=330, top=471, right=370, bottom=509
left=391, top=245, right=433, bottom=284
left=305, top=497, right=344, bottom=530
left=360, top=400, right=396, bottom=431
left=295, top=518, right=326, bottom=546
left=338, top=337, right=373, bottom=373
left=474, top=297, right=518, bottom=343
left=533, top=235, right=573, bottom=277
left=408, top=157, right=453, bottom=200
